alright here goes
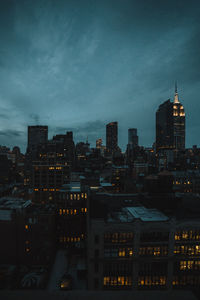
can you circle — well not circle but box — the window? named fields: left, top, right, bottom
left=138, top=276, right=166, bottom=287
left=139, top=246, right=168, bottom=257
left=103, top=276, right=132, bottom=288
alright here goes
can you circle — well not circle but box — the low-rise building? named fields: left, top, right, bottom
left=87, top=204, right=200, bottom=290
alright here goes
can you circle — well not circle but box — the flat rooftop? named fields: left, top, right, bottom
left=106, top=206, right=169, bottom=223
left=60, top=182, right=81, bottom=192
left=125, top=206, right=169, bottom=222
left=0, top=197, right=31, bottom=210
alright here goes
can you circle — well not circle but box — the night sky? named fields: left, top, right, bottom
left=0, top=0, right=200, bottom=152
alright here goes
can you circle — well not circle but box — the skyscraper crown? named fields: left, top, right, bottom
left=174, top=81, right=180, bottom=104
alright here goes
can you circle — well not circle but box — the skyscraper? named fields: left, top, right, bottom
left=27, top=125, right=48, bottom=154
left=106, top=122, right=118, bottom=153
left=128, top=128, right=138, bottom=149
left=156, top=84, right=185, bottom=152
left=173, top=83, right=185, bottom=150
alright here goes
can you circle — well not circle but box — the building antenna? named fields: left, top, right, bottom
left=174, top=80, right=179, bottom=103
left=175, top=80, right=178, bottom=94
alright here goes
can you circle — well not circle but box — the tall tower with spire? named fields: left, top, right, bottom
left=173, top=82, right=185, bottom=150
left=156, top=82, right=185, bottom=152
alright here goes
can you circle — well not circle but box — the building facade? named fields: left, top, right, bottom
left=87, top=206, right=200, bottom=290
left=128, top=128, right=138, bottom=149
left=156, top=85, right=185, bottom=152
left=27, top=125, right=48, bottom=155
left=106, top=122, right=118, bottom=154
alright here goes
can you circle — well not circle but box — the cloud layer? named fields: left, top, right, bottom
left=0, top=0, right=199, bottom=152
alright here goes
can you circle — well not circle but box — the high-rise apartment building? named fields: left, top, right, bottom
left=156, top=84, right=185, bottom=152
left=106, top=122, right=118, bottom=153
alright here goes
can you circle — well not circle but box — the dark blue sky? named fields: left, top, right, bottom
left=0, top=0, right=200, bottom=152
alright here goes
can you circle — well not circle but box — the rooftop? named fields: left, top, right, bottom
left=106, top=206, right=169, bottom=223
left=60, top=182, right=81, bottom=193
left=125, top=206, right=169, bottom=222
left=0, top=197, right=31, bottom=210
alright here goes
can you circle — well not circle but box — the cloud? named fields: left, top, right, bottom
left=0, top=0, right=200, bottom=151
left=0, top=113, right=8, bottom=119
left=0, top=130, right=23, bottom=137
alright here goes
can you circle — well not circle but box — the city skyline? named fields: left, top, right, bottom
left=0, top=0, right=200, bottom=151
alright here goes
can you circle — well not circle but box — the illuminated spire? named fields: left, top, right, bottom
left=174, top=81, right=180, bottom=103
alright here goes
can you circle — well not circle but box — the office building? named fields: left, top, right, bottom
left=27, top=125, right=48, bottom=154
left=106, top=122, right=118, bottom=154
left=32, top=160, right=70, bottom=204
left=57, top=182, right=88, bottom=249
left=87, top=205, right=200, bottom=290
left=128, top=128, right=138, bottom=149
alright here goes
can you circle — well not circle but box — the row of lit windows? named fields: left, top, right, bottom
left=103, top=276, right=132, bottom=286
left=104, top=247, right=133, bottom=257
left=60, top=193, right=83, bottom=200
left=59, top=208, right=87, bottom=215
left=174, top=230, right=200, bottom=241
left=174, top=245, right=200, bottom=256
left=69, top=193, right=87, bottom=200
left=59, top=234, right=84, bottom=243
left=49, top=167, right=63, bottom=170
left=180, top=260, right=200, bottom=270
left=60, top=193, right=87, bottom=200
left=139, top=246, right=168, bottom=257
left=138, top=276, right=166, bottom=286
left=34, top=188, right=60, bottom=192
left=174, top=180, right=191, bottom=185
left=104, top=232, right=134, bottom=243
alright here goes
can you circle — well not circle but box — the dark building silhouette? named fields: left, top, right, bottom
left=27, top=125, right=48, bottom=155
left=128, top=128, right=138, bottom=149
left=156, top=99, right=174, bottom=151
left=106, top=122, right=118, bottom=154
left=173, top=84, right=185, bottom=150
left=156, top=84, right=185, bottom=152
